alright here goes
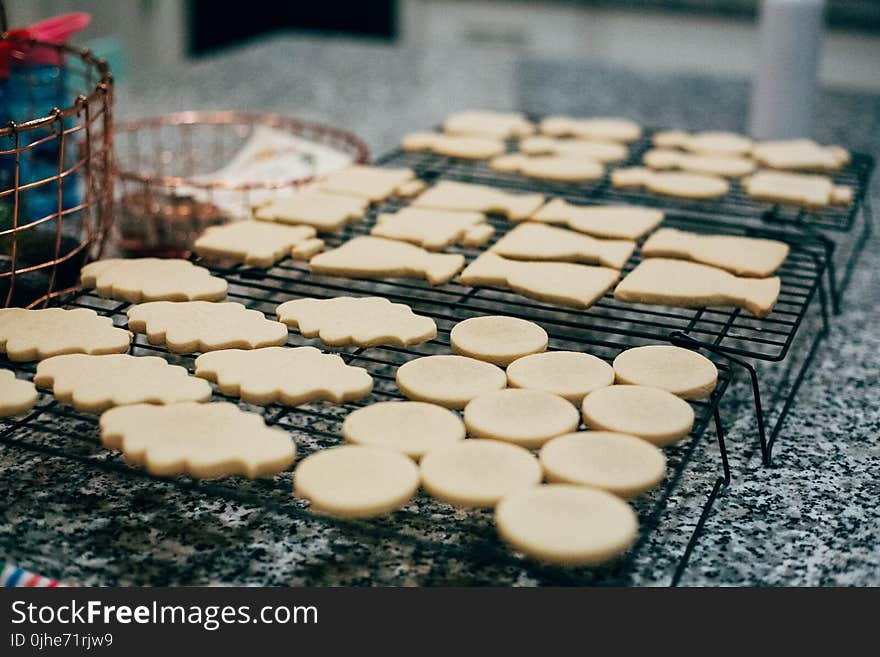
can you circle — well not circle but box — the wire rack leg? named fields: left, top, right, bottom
left=835, top=193, right=874, bottom=309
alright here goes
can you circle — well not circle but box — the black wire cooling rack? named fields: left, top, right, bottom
left=0, top=133, right=852, bottom=586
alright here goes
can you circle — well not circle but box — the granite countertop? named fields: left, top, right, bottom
left=1, top=34, right=878, bottom=586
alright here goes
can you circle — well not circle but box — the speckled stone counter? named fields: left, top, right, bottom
left=1, top=34, right=877, bottom=586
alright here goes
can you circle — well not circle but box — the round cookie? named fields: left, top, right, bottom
left=612, top=345, right=718, bottom=400
left=539, top=431, right=667, bottom=498
left=582, top=385, right=694, bottom=446
left=450, top=315, right=548, bottom=367
left=464, top=389, right=580, bottom=449
left=419, top=439, right=542, bottom=507
left=506, top=351, right=614, bottom=404
left=396, top=354, right=506, bottom=409
left=342, top=401, right=465, bottom=459
left=495, top=484, right=639, bottom=566
left=294, top=445, right=419, bottom=518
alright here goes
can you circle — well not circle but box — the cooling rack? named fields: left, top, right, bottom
left=0, top=135, right=840, bottom=586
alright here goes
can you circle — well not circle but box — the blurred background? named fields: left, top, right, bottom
left=6, top=0, right=879, bottom=91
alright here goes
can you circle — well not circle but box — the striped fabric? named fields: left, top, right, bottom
left=1, top=563, right=62, bottom=587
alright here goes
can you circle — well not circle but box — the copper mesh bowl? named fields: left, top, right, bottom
left=113, top=111, right=370, bottom=257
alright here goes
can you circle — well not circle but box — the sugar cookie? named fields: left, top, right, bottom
left=371, top=207, right=493, bottom=250
left=612, top=167, right=729, bottom=199
left=0, top=369, right=37, bottom=417
left=491, top=222, right=634, bottom=269
left=253, top=188, right=368, bottom=232
left=506, top=351, right=614, bottom=404
left=742, top=170, right=853, bottom=207
left=443, top=110, right=534, bottom=139
left=450, top=315, right=547, bottom=367
left=193, top=220, right=318, bottom=268
left=194, top=346, right=372, bottom=405
left=612, top=345, right=717, bottom=400
left=460, top=252, right=619, bottom=309
left=412, top=180, right=544, bottom=220
left=81, top=258, right=227, bottom=303
left=396, top=354, right=506, bottom=409
left=751, top=139, right=849, bottom=171
left=402, top=132, right=505, bottom=159
left=643, top=148, right=755, bottom=177
left=582, top=385, right=694, bottom=446
left=419, top=439, right=542, bottom=508
left=396, top=178, right=428, bottom=198
left=309, top=236, right=465, bottom=285
left=519, top=136, right=627, bottom=162
left=316, top=165, right=415, bottom=201
left=277, top=296, right=436, bottom=347
left=464, top=389, right=580, bottom=448
left=614, top=257, right=781, bottom=317
left=653, top=130, right=752, bottom=155
left=100, top=401, right=295, bottom=478
left=640, top=227, right=789, bottom=277
left=0, top=308, right=131, bottom=362
left=495, top=484, right=638, bottom=566
left=127, top=301, right=288, bottom=354
left=530, top=199, right=663, bottom=240
left=490, top=154, right=604, bottom=182
left=342, top=401, right=465, bottom=459
left=540, top=116, right=641, bottom=143
left=35, top=354, right=212, bottom=413
left=294, top=445, right=419, bottom=518
left=539, top=431, right=667, bottom=498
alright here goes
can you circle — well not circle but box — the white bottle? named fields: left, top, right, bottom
left=749, top=0, right=826, bottom=139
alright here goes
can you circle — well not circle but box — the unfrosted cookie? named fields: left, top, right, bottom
left=316, top=165, right=415, bottom=201
left=0, top=369, right=37, bottom=417
left=460, top=252, right=619, bottom=309
left=643, top=148, right=755, bottom=177
left=653, top=130, right=752, bottom=155
left=443, top=110, right=534, bottom=139
left=193, top=220, right=319, bottom=268
left=342, top=401, right=465, bottom=459
left=294, top=445, right=419, bottom=518
left=506, top=351, right=614, bottom=404
left=614, top=258, right=781, bottom=317
left=581, top=385, right=694, bottom=446
left=253, top=188, right=368, bottom=232
left=100, top=401, right=295, bottom=478
left=464, top=388, right=580, bottom=449
left=412, top=180, right=544, bottom=220
left=0, top=308, right=131, bottom=362
left=419, top=439, right=542, bottom=508
left=490, top=154, right=604, bottom=182
left=751, top=139, right=849, bottom=171
left=539, top=431, right=667, bottom=498
left=127, top=301, right=288, bottom=354
left=194, top=346, right=372, bottom=405
left=371, top=207, right=493, bottom=250
left=450, top=315, right=547, bottom=367
left=277, top=296, right=436, bottom=347
left=491, top=222, right=635, bottom=269
left=540, top=116, right=641, bottom=143
left=396, top=178, right=428, bottom=198
left=35, top=354, right=212, bottom=413
left=396, top=354, right=506, bottom=409
left=519, top=135, right=627, bottom=162
left=640, top=227, right=789, bottom=277
left=612, top=345, right=717, bottom=400
left=495, top=484, right=638, bottom=566
left=402, top=132, right=505, bottom=159
left=742, top=170, right=853, bottom=208
left=612, top=167, right=729, bottom=199
left=81, top=258, right=227, bottom=303
left=530, top=199, right=663, bottom=240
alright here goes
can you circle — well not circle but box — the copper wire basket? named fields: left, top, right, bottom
left=113, top=111, right=370, bottom=257
left=0, top=32, right=114, bottom=308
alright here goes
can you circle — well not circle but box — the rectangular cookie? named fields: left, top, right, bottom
left=491, top=222, right=635, bottom=269
left=530, top=199, right=663, bottom=240
left=412, top=180, right=544, bottom=220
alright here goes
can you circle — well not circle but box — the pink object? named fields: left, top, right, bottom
left=0, top=12, right=91, bottom=75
